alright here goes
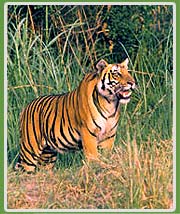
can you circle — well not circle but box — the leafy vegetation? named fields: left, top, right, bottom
left=6, top=4, right=174, bottom=209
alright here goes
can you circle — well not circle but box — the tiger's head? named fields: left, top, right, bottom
left=96, top=58, right=135, bottom=104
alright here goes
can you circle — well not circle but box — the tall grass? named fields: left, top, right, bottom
left=7, top=139, right=173, bottom=209
left=7, top=5, right=173, bottom=174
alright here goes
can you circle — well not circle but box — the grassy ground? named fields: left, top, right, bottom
left=6, top=5, right=174, bottom=210
left=7, top=139, right=173, bottom=209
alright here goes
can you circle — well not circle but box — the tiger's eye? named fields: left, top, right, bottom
left=112, top=72, right=121, bottom=78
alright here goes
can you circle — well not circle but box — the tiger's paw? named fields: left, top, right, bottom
left=14, top=162, right=36, bottom=173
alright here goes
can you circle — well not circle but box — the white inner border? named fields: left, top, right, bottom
left=4, top=2, right=176, bottom=213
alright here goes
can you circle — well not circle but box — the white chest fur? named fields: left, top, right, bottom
left=95, top=114, right=119, bottom=142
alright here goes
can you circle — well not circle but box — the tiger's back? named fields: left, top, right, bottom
left=16, top=59, right=135, bottom=172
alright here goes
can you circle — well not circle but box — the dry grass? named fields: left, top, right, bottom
left=7, top=138, right=173, bottom=210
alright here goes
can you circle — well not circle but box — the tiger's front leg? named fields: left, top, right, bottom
left=80, top=127, right=99, bottom=162
left=98, top=135, right=115, bottom=151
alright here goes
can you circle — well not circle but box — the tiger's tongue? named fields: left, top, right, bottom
left=119, top=91, right=129, bottom=96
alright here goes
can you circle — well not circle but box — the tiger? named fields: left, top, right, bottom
left=15, top=58, right=135, bottom=172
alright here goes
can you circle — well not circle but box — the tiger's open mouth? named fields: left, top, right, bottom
left=116, top=89, right=132, bottom=101
left=118, top=89, right=132, bottom=99
left=115, top=86, right=133, bottom=102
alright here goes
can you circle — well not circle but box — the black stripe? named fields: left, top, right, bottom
left=99, top=134, right=116, bottom=144
left=31, top=99, right=42, bottom=149
left=36, top=95, right=51, bottom=112
left=49, top=131, right=58, bottom=148
left=103, top=95, right=111, bottom=104
left=39, top=146, right=57, bottom=163
left=60, top=119, right=76, bottom=147
left=108, top=73, right=111, bottom=84
left=61, top=96, right=67, bottom=125
left=107, top=80, right=118, bottom=86
left=45, top=108, right=53, bottom=139
left=72, top=90, right=80, bottom=126
left=48, top=96, right=65, bottom=151
left=59, top=95, right=77, bottom=148
left=107, top=89, right=113, bottom=95
left=57, top=137, right=76, bottom=151
left=101, top=73, right=106, bottom=90
left=86, top=72, right=97, bottom=82
left=74, top=128, right=81, bottom=137
left=66, top=93, right=75, bottom=133
left=66, top=108, right=74, bottom=133
left=21, top=141, right=39, bottom=161
left=109, top=102, right=119, bottom=118
left=107, top=134, right=116, bottom=140
left=46, top=134, right=59, bottom=151
left=41, top=145, right=57, bottom=155
left=48, top=119, right=59, bottom=149
left=20, top=142, right=39, bottom=164
left=42, top=96, right=59, bottom=141
left=25, top=103, right=40, bottom=159
left=75, top=88, right=83, bottom=126
left=42, top=96, right=57, bottom=116
left=42, top=158, right=57, bottom=164
left=50, top=95, right=61, bottom=139
left=66, top=92, right=82, bottom=147
left=68, top=127, right=82, bottom=148
left=70, top=90, right=76, bottom=114
left=84, top=89, right=102, bottom=131
left=39, top=107, right=43, bottom=140
left=85, top=124, right=97, bottom=138
left=110, top=120, right=119, bottom=132
left=19, top=155, right=37, bottom=167
left=37, top=96, right=53, bottom=139
left=87, top=102, right=102, bottom=131
left=92, top=87, right=107, bottom=120
left=92, top=117, right=101, bottom=130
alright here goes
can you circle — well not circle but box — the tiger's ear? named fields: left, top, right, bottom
left=96, top=59, right=108, bottom=72
left=120, top=58, right=129, bottom=69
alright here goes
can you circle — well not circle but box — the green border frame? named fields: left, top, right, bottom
left=2, top=1, right=178, bottom=213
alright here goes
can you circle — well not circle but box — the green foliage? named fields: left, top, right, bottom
left=105, top=5, right=173, bottom=61
left=6, top=4, right=173, bottom=168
